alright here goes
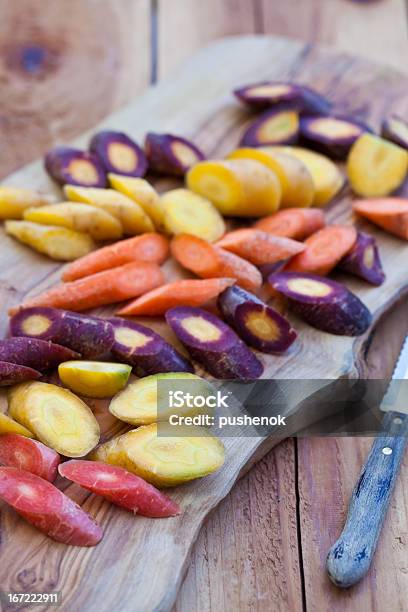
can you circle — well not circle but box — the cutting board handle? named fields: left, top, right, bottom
left=326, top=411, right=408, bottom=587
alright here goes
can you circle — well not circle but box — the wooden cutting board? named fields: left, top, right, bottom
left=1, top=35, right=408, bottom=612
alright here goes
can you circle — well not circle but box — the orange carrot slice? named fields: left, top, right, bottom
left=118, top=277, right=236, bottom=316
left=254, top=208, right=326, bottom=240
left=171, top=234, right=262, bottom=292
left=285, top=225, right=357, bottom=275
left=353, top=198, right=408, bottom=240
left=11, top=262, right=165, bottom=314
left=63, top=233, right=169, bottom=282
left=216, top=228, right=305, bottom=265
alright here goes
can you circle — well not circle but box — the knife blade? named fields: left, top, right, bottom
left=326, top=336, right=408, bottom=587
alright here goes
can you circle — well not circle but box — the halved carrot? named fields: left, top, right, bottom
left=118, top=278, right=236, bottom=316
left=171, top=234, right=262, bottom=292
left=353, top=198, right=408, bottom=240
left=254, top=208, right=326, bottom=240
left=285, top=225, right=357, bottom=275
left=62, top=233, right=169, bottom=282
left=216, top=228, right=305, bottom=266
left=11, top=262, right=165, bottom=314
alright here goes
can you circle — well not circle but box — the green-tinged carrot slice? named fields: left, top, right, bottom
left=90, top=423, right=225, bottom=487
left=58, top=361, right=132, bottom=399
left=109, top=372, right=216, bottom=425
left=8, top=381, right=100, bottom=457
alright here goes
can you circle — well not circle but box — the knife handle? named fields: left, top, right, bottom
left=326, top=411, right=408, bottom=587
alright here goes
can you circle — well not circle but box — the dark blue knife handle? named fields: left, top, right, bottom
left=326, top=410, right=408, bottom=587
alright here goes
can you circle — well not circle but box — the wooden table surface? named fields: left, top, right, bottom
left=0, top=1, right=407, bottom=611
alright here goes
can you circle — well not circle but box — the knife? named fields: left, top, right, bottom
left=326, top=335, right=408, bottom=587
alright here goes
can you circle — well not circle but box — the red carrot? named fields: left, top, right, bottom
left=171, top=234, right=262, bottom=291
left=10, top=262, right=165, bottom=314
left=0, top=434, right=60, bottom=482
left=285, top=225, right=357, bottom=275
left=62, top=233, right=169, bottom=282
left=0, top=467, right=102, bottom=546
left=59, top=460, right=181, bottom=518
left=118, top=277, right=235, bottom=316
left=254, top=208, right=326, bottom=240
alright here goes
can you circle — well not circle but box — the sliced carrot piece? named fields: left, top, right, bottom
left=353, top=198, right=408, bottom=240
left=254, top=208, right=326, bottom=240
left=62, top=233, right=169, bottom=282
left=118, top=277, right=236, bottom=316
left=216, top=228, right=305, bottom=265
left=171, top=234, right=262, bottom=292
left=11, top=262, right=165, bottom=314
left=285, top=225, right=357, bottom=275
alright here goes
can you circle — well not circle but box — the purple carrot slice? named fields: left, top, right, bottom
left=300, top=115, right=371, bottom=159
left=109, top=317, right=194, bottom=376
left=0, top=338, right=80, bottom=372
left=0, top=362, right=41, bottom=387
left=233, top=82, right=332, bottom=115
left=269, top=272, right=372, bottom=336
left=45, top=147, right=107, bottom=187
left=145, top=133, right=205, bottom=176
left=217, top=285, right=297, bottom=353
left=338, top=232, right=385, bottom=286
left=89, top=131, right=148, bottom=177
left=381, top=115, right=408, bottom=150
left=165, top=306, right=264, bottom=380
left=10, top=308, right=115, bottom=359
left=240, top=105, right=299, bottom=147
left=258, top=261, right=288, bottom=281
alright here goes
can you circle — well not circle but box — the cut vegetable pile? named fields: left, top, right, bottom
left=0, top=77, right=407, bottom=547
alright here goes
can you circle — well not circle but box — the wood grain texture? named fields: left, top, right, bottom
left=157, top=0, right=258, bottom=78
left=1, top=36, right=408, bottom=611
left=174, top=439, right=302, bottom=612
left=157, top=0, right=408, bottom=80
left=259, top=0, right=408, bottom=73
left=0, top=0, right=150, bottom=179
left=298, top=302, right=408, bottom=612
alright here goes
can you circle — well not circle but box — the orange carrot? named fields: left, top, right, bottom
left=254, top=208, right=326, bottom=240
left=171, top=234, right=262, bottom=292
left=216, top=228, right=305, bottom=265
left=10, top=262, right=165, bottom=314
left=118, top=277, right=236, bottom=316
left=62, top=233, right=169, bottom=282
left=285, top=225, right=357, bottom=275
left=353, top=198, right=408, bottom=240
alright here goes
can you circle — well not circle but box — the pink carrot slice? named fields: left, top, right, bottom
left=0, top=467, right=102, bottom=546
left=59, top=460, right=181, bottom=518
left=0, top=434, right=60, bottom=481
left=216, top=228, right=305, bottom=265
left=118, top=277, right=235, bottom=316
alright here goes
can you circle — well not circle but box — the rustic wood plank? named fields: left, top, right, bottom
left=297, top=299, right=408, bottom=612
left=157, top=0, right=257, bottom=78
left=259, top=0, right=408, bottom=74
left=1, top=36, right=408, bottom=611
left=0, top=0, right=151, bottom=179
left=174, top=439, right=302, bottom=612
